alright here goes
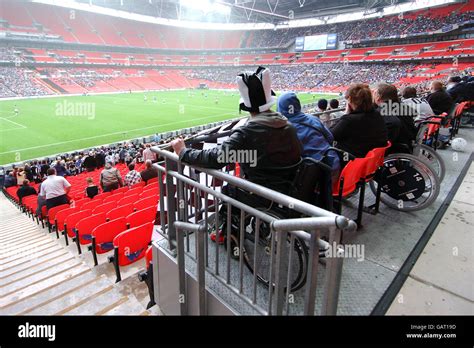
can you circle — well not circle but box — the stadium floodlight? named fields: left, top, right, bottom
left=179, top=0, right=231, bottom=16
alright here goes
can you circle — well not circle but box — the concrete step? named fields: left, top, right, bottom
left=1, top=258, right=87, bottom=296
left=0, top=242, right=61, bottom=266
left=25, top=275, right=113, bottom=315
left=62, top=285, right=137, bottom=315
left=1, top=271, right=100, bottom=315
left=0, top=252, right=74, bottom=286
left=0, top=193, right=157, bottom=316
left=101, top=295, right=147, bottom=315
left=0, top=265, right=90, bottom=307
left=0, top=246, right=64, bottom=273
left=0, top=237, right=58, bottom=260
left=0, top=234, right=49, bottom=252
left=0, top=249, right=68, bottom=279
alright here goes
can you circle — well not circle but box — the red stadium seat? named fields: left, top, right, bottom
left=81, top=199, right=104, bottom=211
left=110, top=222, right=154, bottom=282
left=92, top=201, right=117, bottom=215
left=54, top=207, right=79, bottom=239
left=63, top=209, right=92, bottom=246
left=130, top=181, right=146, bottom=189
left=332, top=152, right=375, bottom=228
left=106, top=203, right=135, bottom=221
left=93, top=191, right=112, bottom=201
left=138, top=245, right=155, bottom=309
left=73, top=197, right=91, bottom=209
left=103, top=192, right=124, bottom=204
left=146, top=177, right=158, bottom=184
left=145, top=245, right=152, bottom=269
left=112, top=186, right=129, bottom=194
left=47, top=204, right=70, bottom=234
left=139, top=189, right=157, bottom=200
left=124, top=187, right=143, bottom=197
left=126, top=206, right=157, bottom=228
left=133, top=196, right=158, bottom=211
left=89, top=217, right=128, bottom=266
left=365, top=142, right=391, bottom=180
left=117, top=194, right=140, bottom=207
left=144, top=182, right=159, bottom=190
left=74, top=212, right=107, bottom=254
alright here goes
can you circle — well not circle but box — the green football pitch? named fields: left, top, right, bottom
left=0, top=90, right=336, bottom=165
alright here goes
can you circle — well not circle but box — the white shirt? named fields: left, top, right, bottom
left=40, top=175, right=71, bottom=200
left=143, top=148, right=156, bottom=162
left=402, top=98, right=434, bottom=122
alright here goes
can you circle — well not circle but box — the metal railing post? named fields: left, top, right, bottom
left=321, top=227, right=344, bottom=315
left=165, top=157, right=178, bottom=251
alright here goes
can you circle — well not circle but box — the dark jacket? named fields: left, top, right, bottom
left=426, top=90, right=454, bottom=115
left=83, top=156, right=97, bottom=170
left=140, top=168, right=158, bottom=183
left=447, top=82, right=474, bottom=104
left=86, top=185, right=99, bottom=199
left=179, top=112, right=302, bottom=193
left=17, top=185, right=37, bottom=203
left=378, top=102, right=417, bottom=149
left=330, top=108, right=388, bottom=158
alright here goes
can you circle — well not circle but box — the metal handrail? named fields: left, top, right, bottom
left=151, top=145, right=355, bottom=315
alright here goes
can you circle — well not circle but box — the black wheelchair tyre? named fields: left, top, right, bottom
left=223, top=210, right=309, bottom=292
left=412, top=144, right=446, bottom=182
left=370, top=153, right=440, bottom=212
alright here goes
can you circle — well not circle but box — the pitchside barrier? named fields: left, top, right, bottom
left=150, top=141, right=357, bottom=315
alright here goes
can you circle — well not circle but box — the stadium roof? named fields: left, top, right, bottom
left=32, top=0, right=462, bottom=29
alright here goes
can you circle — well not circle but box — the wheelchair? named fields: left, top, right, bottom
left=369, top=142, right=441, bottom=212
left=211, top=157, right=333, bottom=292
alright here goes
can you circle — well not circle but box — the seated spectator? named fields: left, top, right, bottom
left=40, top=160, right=49, bottom=178
left=100, top=162, right=123, bottom=192
left=39, top=168, right=71, bottom=210
left=374, top=83, right=417, bottom=150
left=140, top=160, right=158, bottom=184
left=85, top=177, right=99, bottom=199
left=325, top=99, right=345, bottom=126
left=105, top=152, right=115, bottom=165
left=124, top=163, right=142, bottom=188
left=278, top=91, right=340, bottom=180
left=446, top=75, right=474, bottom=103
left=54, top=160, right=67, bottom=177
left=83, top=152, right=97, bottom=172
left=4, top=171, right=17, bottom=188
left=16, top=179, right=37, bottom=203
left=23, top=164, right=34, bottom=182
left=16, top=167, right=26, bottom=186
left=172, top=67, right=302, bottom=244
left=317, top=98, right=331, bottom=124
left=330, top=83, right=388, bottom=161
left=401, top=86, right=434, bottom=123
left=142, top=144, right=157, bottom=163
left=36, top=178, right=47, bottom=218
left=426, top=81, right=454, bottom=115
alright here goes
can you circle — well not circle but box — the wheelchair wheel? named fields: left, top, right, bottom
left=412, top=144, right=445, bottom=182
left=240, top=210, right=308, bottom=292
left=369, top=153, right=440, bottom=212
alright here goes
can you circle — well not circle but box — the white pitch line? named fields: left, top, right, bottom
left=0, top=112, right=236, bottom=155
left=0, top=117, right=27, bottom=131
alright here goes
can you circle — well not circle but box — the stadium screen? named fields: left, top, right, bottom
left=295, top=33, right=338, bottom=51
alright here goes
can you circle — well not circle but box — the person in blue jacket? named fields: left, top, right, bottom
left=277, top=91, right=340, bottom=181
